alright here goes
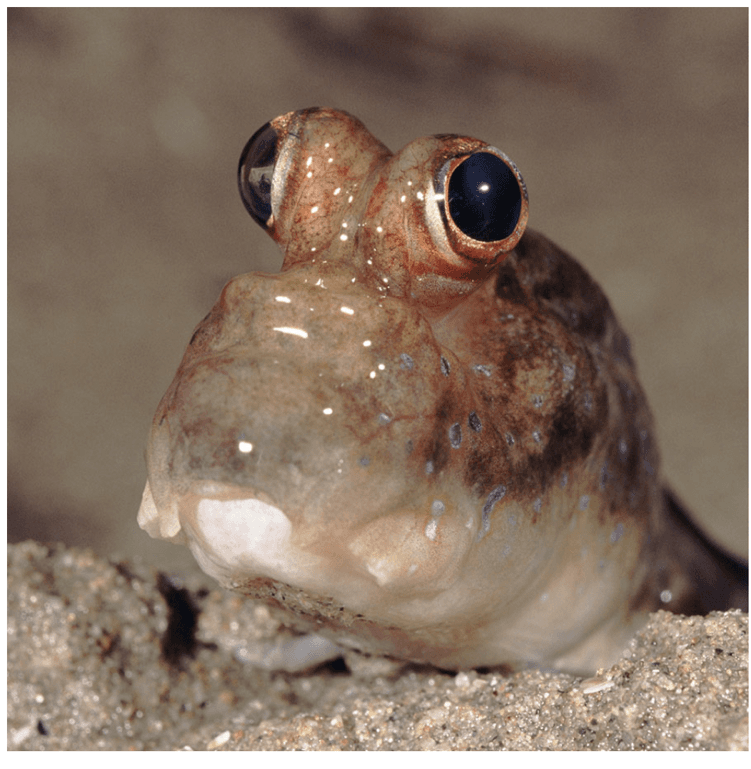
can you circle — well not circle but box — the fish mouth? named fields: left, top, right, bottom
left=138, top=469, right=479, bottom=618
left=138, top=478, right=330, bottom=591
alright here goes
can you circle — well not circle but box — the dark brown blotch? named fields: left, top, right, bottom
left=529, top=243, right=612, bottom=343
left=495, top=261, right=528, bottom=305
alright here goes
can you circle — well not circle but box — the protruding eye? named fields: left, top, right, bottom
left=238, top=121, right=278, bottom=229
left=447, top=152, right=522, bottom=242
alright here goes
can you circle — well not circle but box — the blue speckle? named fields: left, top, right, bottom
left=449, top=422, right=462, bottom=448
left=400, top=353, right=414, bottom=370
left=440, top=356, right=451, bottom=376
left=468, top=411, right=482, bottom=432
left=578, top=495, right=589, bottom=511
left=478, top=484, right=506, bottom=541
left=359, top=456, right=370, bottom=467
left=610, top=523, right=624, bottom=544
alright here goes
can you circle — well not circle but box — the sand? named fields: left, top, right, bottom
left=8, top=541, right=748, bottom=751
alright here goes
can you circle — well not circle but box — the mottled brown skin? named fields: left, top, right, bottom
left=139, top=108, right=746, bottom=674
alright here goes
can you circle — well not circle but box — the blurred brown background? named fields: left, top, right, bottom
left=8, top=8, right=748, bottom=575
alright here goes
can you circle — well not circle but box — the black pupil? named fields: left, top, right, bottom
left=238, top=122, right=278, bottom=229
left=447, top=152, right=521, bottom=242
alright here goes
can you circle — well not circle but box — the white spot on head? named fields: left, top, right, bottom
left=660, top=589, right=673, bottom=603
left=273, top=326, right=308, bottom=339
left=275, top=295, right=291, bottom=303
left=340, top=306, right=354, bottom=315
left=238, top=441, right=253, bottom=453
left=322, top=407, right=333, bottom=415
left=363, top=340, right=372, bottom=347
left=425, top=519, right=438, bottom=541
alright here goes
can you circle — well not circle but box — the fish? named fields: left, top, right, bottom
left=138, top=108, right=747, bottom=674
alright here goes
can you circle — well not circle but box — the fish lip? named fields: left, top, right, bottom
left=188, top=478, right=280, bottom=508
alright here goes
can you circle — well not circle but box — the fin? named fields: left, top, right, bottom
left=662, top=488, right=748, bottom=614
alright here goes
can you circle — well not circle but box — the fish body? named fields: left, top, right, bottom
left=138, top=108, right=746, bottom=674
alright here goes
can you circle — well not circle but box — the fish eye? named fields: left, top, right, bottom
left=445, top=151, right=523, bottom=243
left=238, top=121, right=279, bottom=229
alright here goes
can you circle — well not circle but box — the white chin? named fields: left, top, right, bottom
left=188, top=496, right=307, bottom=586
